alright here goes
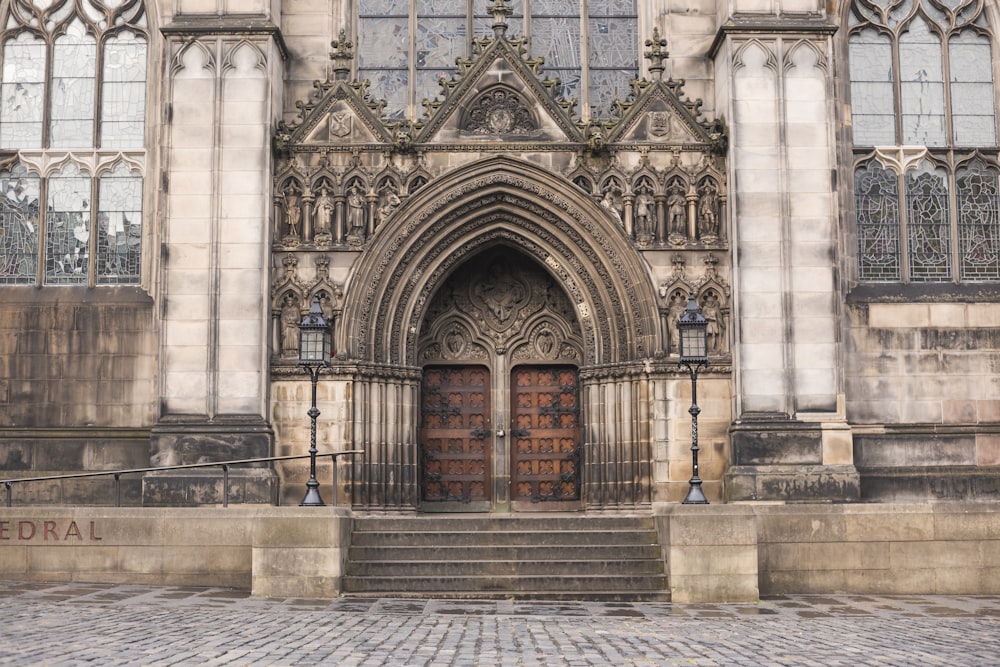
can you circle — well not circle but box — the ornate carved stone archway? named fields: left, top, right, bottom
left=343, top=157, right=659, bottom=511
left=340, top=156, right=658, bottom=367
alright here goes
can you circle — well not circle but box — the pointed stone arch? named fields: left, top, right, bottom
left=339, top=156, right=659, bottom=368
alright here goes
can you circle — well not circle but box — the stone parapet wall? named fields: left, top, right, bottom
left=2, top=504, right=996, bottom=601
left=754, top=503, right=1000, bottom=595
left=657, top=502, right=998, bottom=601
left=0, top=507, right=352, bottom=598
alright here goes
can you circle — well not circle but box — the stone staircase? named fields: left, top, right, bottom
left=342, top=514, right=669, bottom=601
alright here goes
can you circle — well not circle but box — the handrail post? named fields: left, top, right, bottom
left=330, top=454, right=338, bottom=506
left=114, top=473, right=122, bottom=508
left=222, top=464, right=230, bottom=508
left=4, top=481, right=11, bottom=507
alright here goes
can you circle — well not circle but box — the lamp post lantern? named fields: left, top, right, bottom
left=298, top=295, right=332, bottom=506
left=678, top=292, right=709, bottom=505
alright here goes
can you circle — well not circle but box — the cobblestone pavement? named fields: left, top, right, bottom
left=1, top=581, right=999, bottom=666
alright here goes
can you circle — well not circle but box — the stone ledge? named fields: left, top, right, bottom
left=726, top=464, right=860, bottom=502
left=0, top=507, right=353, bottom=597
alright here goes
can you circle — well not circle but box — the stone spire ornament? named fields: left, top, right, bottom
left=488, top=0, right=513, bottom=39
left=330, top=30, right=353, bottom=81
left=645, top=28, right=669, bottom=80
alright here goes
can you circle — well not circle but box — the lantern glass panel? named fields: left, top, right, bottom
left=299, top=329, right=329, bottom=364
left=680, top=325, right=707, bottom=360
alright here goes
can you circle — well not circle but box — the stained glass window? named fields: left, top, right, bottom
left=97, top=164, right=143, bottom=285
left=905, top=165, right=951, bottom=282
left=957, top=161, right=1000, bottom=281
left=849, top=0, right=999, bottom=284
left=0, top=0, right=147, bottom=286
left=856, top=161, right=901, bottom=282
left=357, top=0, right=637, bottom=119
left=0, top=166, right=39, bottom=285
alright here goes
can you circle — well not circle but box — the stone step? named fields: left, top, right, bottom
left=348, top=544, right=664, bottom=562
left=345, top=514, right=669, bottom=601
left=341, top=574, right=670, bottom=594
left=350, top=529, right=659, bottom=547
left=340, top=590, right=674, bottom=602
left=354, top=515, right=655, bottom=532
left=346, top=558, right=665, bottom=577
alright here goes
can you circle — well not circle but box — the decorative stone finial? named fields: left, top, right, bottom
left=488, top=0, right=513, bottom=39
left=330, top=30, right=354, bottom=81
left=645, top=27, right=669, bottom=80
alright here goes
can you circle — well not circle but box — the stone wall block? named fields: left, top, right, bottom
left=755, top=510, right=845, bottom=543
left=0, top=545, right=27, bottom=575
left=731, top=427, right=823, bottom=466
left=844, top=509, right=934, bottom=542
left=854, top=436, right=976, bottom=467
left=28, top=545, right=120, bottom=575
left=160, top=515, right=254, bottom=546
left=670, top=573, right=757, bottom=603
left=759, top=568, right=846, bottom=596
left=254, top=513, right=347, bottom=548
left=840, top=567, right=933, bottom=595
left=0, top=443, right=32, bottom=470
left=159, top=545, right=251, bottom=575
left=975, top=435, right=1000, bottom=465
left=943, top=399, right=978, bottom=424
left=663, top=507, right=757, bottom=546
left=888, top=540, right=981, bottom=570
left=760, top=541, right=888, bottom=572
left=669, top=545, right=758, bottom=576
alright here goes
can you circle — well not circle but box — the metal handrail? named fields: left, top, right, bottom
left=1, top=450, right=364, bottom=508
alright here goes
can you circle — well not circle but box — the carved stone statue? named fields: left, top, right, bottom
left=282, top=184, right=302, bottom=240
left=601, top=189, right=622, bottom=225
left=634, top=187, right=655, bottom=240
left=702, top=292, right=726, bottom=355
left=315, top=186, right=333, bottom=235
left=697, top=180, right=720, bottom=242
left=280, top=293, right=301, bottom=358
left=667, top=184, right=686, bottom=243
left=346, top=185, right=366, bottom=239
left=377, top=184, right=401, bottom=226
left=667, top=291, right=686, bottom=356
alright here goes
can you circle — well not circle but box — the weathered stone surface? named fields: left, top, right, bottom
left=142, top=469, right=278, bottom=507
left=855, top=435, right=977, bottom=467
left=726, top=464, right=860, bottom=502
left=730, top=421, right=823, bottom=466
left=859, top=466, right=1000, bottom=502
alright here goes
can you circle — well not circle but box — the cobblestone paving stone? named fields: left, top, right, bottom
left=1, top=581, right=998, bottom=666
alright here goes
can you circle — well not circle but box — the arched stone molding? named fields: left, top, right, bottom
left=340, top=156, right=660, bottom=369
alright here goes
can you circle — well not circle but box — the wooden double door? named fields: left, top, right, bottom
left=420, top=364, right=581, bottom=511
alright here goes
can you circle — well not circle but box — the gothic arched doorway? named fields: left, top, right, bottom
left=417, top=248, right=584, bottom=512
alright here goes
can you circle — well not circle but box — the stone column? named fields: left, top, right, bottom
left=581, top=364, right=652, bottom=509
left=149, top=19, right=285, bottom=504
left=716, top=21, right=857, bottom=501
left=351, top=367, right=420, bottom=510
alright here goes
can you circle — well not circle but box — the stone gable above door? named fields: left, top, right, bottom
left=270, top=5, right=733, bottom=368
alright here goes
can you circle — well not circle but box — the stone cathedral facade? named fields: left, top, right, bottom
left=0, top=0, right=998, bottom=510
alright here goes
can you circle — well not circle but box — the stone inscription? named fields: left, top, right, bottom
left=0, top=520, right=102, bottom=542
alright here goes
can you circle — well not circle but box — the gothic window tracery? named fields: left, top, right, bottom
left=848, top=0, right=999, bottom=283
left=0, top=0, right=148, bottom=286
left=356, top=0, right=637, bottom=120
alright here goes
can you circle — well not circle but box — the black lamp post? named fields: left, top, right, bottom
left=678, top=293, right=709, bottom=505
left=298, top=295, right=332, bottom=506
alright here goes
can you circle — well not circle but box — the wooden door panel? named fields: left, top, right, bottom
left=420, top=366, right=490, bottom=506
left=511, top=366, right=581, bottom=508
